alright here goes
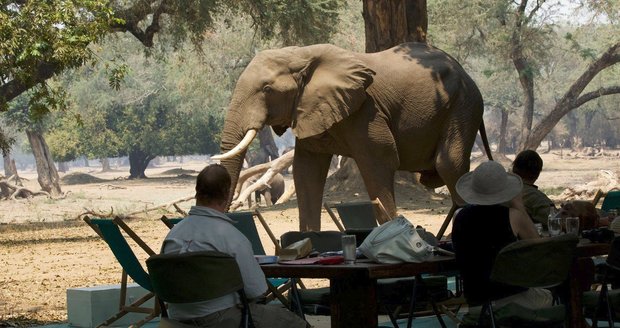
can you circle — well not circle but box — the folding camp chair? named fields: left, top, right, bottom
left=602, top=189, right=620, bottom=213
left=83, top=216, right=163, bottom=327
left=146, top=251, right=256, bottom=328
left=462, top=234, right=578, bottom=328
left=280, top=231, right=344, bottom=317
left=160, top=215, right=182, bottom=229
left=583, top=236, right=620, bottom=327
left=324, top=198, right=391, bottom=232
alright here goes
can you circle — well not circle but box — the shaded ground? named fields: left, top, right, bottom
left=1, top=151, right=619, bottom=326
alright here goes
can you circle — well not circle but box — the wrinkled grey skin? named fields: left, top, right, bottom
left=220, top=42, right=491, bottom=231
left=255, top=173, right=285, bottom=206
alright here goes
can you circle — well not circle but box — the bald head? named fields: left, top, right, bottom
left=195, top=164, right=231, bottom=208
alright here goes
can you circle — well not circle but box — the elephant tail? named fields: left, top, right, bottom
left=479, top=120, right=494, bottom=161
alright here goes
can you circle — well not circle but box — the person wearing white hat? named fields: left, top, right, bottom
left=451, top=161, right=551, bottom=312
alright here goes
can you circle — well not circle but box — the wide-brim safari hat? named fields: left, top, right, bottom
left=456, top=161, right=523, bottom=205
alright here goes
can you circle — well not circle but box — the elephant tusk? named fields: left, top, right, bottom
left=212, top=129, right=258, bottom=161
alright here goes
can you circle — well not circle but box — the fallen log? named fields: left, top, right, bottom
left=0, top=180, right=50, bottom=200
left=275, top=183, right=296, bottom=205
left=124, top=195, right=195, bottom=217
left=230, top=151, right=294, bottom=211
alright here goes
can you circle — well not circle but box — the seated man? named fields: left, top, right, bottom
left=512, top=150, right=555, bottom=229
left=161, top=164, right=308, bottom=328
left=452, top=161, right=552, bottom=310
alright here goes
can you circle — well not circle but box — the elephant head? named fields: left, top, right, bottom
left=213, top=44, right=375, bottom=203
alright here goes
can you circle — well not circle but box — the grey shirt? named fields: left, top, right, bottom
left=161, top=206, right=267, bottom=320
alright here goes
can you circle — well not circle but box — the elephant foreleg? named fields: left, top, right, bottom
left=294, top=147, right=332, bottom=231
left=355, top=160, right=397, bottom=223
left=264, top=190, right=273, bottom=206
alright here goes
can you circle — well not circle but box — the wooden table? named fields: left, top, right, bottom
left=261, top=256, right=456, bottom=328
left=570, top=240, right=611, bottom=328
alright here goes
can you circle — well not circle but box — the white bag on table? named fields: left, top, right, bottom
left=359, top=215, right=437, bottom=264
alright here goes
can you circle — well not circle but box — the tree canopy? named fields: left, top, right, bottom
left=429, top=0, right=620, bottom=151
left=0, top=0, right=347, bottom=154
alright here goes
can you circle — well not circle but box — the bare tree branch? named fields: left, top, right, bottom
left=573, top=86, right=620, bottom=109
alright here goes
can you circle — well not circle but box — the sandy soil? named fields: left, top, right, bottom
left=1, top=151, right=619, bottom=326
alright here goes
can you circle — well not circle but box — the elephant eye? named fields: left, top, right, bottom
left=262, top=85, right=273, bottom=94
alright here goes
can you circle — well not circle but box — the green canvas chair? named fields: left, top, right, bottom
left=83, top=216, right=163, bottom=327
left=461, top=234, right=578, bottom=328
left=602, top=189, right=620, bottom=213
left=324, top=199, right=390, bottom=232
left=146, top=251, right=255, bottom=328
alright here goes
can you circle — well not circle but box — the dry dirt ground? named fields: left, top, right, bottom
left=1, top=151, right=619, bottom=326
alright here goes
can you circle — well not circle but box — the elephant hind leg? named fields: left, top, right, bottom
left=434, top=143, right=472, bottom=207
left=418, top=170, right=445, bottom=189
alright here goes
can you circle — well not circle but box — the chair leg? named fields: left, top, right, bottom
left=98, top=292, right=158, bottom=328
left=430, top=298, right=447, bottom=328
left=478, top=303, right=497, bottom=328
left=605, top=288, right=614, bottom=328
left=406, top=277, right=419, bottom=328
left=488, top=302, right=496, bottom=328
left=288, top=278, right=306, bottom=320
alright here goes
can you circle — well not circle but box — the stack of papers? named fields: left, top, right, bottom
left=254, top=255, right=279, bottom=264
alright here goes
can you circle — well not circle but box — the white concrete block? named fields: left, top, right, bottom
left=67, top=283, right=158, bottom=327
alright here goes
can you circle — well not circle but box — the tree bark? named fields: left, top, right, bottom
left=26, top=130, right=62, bottom=196
left=363, top=0, right=427, bottom=53
left=3, top=153, right=14, bottom=177
left=523, top=42, right=620, bottom=150
left=58, top=162, right=68, bottom=173
left=128, top=149, right=155, bottom=179
left=497, top=108, right=509, bottom=154
left=101, top=158, right=112, bottom=172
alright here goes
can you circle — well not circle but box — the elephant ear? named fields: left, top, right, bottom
left=291, top=45, right=375, bottom=139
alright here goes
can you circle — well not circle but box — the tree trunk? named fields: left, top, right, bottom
left=26, top=130, right=62, bottom=196
left=100, top=158, right=111, bottom=172
left=513, top=54, right=535, bottom=151
left=83, top=157, right=89, bottom=167
left=3, top=153, right=14, bottom=177
left=57, top=162, right=68, bottom=173
left=128, top=149, right=154, bottom=179
left=497, top=108, right=509, bottom=154
left=363, top=0, right=427, bottom=53
left=259, top=127, right=279, bottom=160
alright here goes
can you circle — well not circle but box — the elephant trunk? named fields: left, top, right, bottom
left=217, top=107, right=266, bottom=209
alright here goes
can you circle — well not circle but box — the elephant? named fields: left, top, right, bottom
left=213, top=42, right=492, bottom=231
left=254, top=173, right=285, bottom=206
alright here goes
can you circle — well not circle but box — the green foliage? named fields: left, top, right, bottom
left=428, top=0, right=620, bottom=151
left=0, top=0, right=119, bottom=110
left=1, top=0, right=347, bottom=155
left=564, top=32, right=597, bottom=60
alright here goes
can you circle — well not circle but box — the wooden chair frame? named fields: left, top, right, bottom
left=323, top=198, right=391, bottom=232
left=83, top=216, right=162, bottom=327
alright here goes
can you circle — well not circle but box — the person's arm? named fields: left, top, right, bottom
left=509, top=195, right=540, bottom=240
left=230, top=236, right=268, bottom=299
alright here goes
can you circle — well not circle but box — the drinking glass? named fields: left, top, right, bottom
left=341, top=235, right=357, bottom=264
left=534, top=223, right=544, bottom=237
left=565, top=217, right=580, bottom=236
left=548, top=216, right=562, bottom=237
